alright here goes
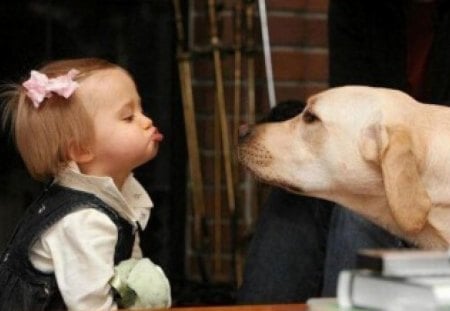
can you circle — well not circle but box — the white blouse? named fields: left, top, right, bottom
left=29, top=163, right=153, bottom=311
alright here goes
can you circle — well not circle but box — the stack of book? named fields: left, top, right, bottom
left=336, top=249, right=450, bottom=310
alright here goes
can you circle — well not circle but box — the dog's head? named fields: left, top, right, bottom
left=238, top=86, right=432, bottom=235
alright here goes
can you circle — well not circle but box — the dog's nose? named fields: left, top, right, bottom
left=238, top=124, right=252, bottom=142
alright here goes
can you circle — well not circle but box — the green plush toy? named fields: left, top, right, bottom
left=109, top=258, right=172, bottom=309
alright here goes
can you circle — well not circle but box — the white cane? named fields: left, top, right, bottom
left=258, top=0, right=276, bottom=108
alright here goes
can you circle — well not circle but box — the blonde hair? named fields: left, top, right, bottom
left=1, top=58, right=118, bottom=181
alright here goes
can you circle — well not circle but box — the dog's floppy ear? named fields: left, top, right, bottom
left=359, top=123, right=388, bottom=164
left=360, top=125, right=431, bottom=234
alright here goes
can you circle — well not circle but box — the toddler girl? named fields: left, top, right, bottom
left=0, top=58, right=171, bottom=310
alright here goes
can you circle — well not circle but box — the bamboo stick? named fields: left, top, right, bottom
left=173, top=0, right=209, bottom=282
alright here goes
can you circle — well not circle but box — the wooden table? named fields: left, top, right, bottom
left=139, top=299, right=360, bottom=311
left=151, top=304, right=307, bottom=311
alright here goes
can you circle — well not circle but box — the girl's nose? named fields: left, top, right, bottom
left=142, top=114, right=152, bottom=130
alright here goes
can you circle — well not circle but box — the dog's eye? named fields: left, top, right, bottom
left=303, top=110, right=319, bottom=123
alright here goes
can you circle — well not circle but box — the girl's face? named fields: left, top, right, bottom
left=77, top=68, right=163, bottom=186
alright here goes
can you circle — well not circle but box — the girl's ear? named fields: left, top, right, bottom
left=67, top=141, right=94, bottom=164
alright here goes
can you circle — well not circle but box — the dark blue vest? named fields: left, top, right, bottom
left=0, top=184, right=135, bottom=311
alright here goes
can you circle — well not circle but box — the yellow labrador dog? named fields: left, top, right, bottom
left=238, top=86, right=450, bottom=250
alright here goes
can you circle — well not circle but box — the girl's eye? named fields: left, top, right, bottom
left=123, top=115, right=134, bottom=122
left=303, top=110, right=319, bottom=124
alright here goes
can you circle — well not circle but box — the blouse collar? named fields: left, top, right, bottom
left=54, top=162, right=153, bottom=229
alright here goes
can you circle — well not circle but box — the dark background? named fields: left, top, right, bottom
left=0, top=0, right=189, bottom=297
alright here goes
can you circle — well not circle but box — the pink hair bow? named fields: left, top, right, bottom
left=22, top=69, right=80, bottom=108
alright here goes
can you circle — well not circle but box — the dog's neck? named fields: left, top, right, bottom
left=320, top=191, right=449, bottom=250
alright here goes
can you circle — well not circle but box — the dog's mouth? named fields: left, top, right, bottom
left=237, top=144, right=272, bottom=168
left=238, top=144, right=304, bottom=193
left=240, top=164, right=304, bottom=194
left=282, top=184, right=304, bottom=194
left=273, top=180, right=304, bottom=194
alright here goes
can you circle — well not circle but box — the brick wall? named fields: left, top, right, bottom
left=185, top=0, right=329, bottom=283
